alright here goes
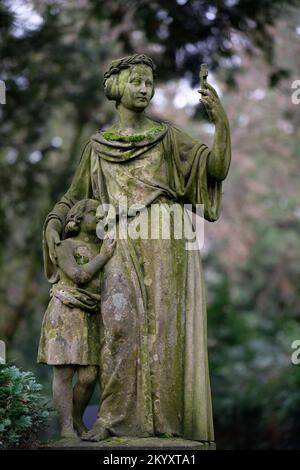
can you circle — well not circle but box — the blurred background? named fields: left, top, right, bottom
left=1, top=0, right=300, bottom=449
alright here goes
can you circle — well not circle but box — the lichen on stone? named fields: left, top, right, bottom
left=102, top=123, right=167, bottom=143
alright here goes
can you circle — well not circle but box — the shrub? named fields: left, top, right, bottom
left=0, top=363, right=50, bottom=448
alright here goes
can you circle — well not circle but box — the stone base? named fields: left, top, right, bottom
left=42, top=436, right=216, bottom=450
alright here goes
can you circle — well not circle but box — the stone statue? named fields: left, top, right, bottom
left=37, top=199, right=115, bottom=437
left=41, top=54, right=231, bottom=443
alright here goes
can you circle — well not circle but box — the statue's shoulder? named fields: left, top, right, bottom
left=167, top=123, right=186, bottom=134
left=90, top=131, right=102, bottom=141
left=158, top=122, right=188, bottom=139
left=89, top=130, right=106, bottom=148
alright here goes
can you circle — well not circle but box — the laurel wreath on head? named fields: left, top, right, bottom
left=103, top=54, right=156, bottom=86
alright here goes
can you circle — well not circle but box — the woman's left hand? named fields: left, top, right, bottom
left=198, top=82, right=228, bottom=125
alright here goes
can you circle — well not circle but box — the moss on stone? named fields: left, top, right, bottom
left=102, top=124, right=167, bottom=143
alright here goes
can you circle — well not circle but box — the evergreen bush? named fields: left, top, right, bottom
left=0, top=364, right=50, bottom=448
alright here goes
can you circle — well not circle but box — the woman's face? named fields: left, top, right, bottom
left=120, top=64, right=154, bottom=111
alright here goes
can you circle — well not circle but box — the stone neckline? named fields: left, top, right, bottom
left=101, top=123, right=167, bottom=142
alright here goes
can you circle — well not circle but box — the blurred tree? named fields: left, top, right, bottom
left=1, top=0, right=300, bottom=449
left=1, top=0, right=299, bottom=346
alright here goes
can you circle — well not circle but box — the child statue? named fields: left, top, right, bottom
left=38, top=198, right=115, bottom=438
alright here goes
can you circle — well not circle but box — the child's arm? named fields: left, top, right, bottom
left=56, top=239, right=116, bottom=286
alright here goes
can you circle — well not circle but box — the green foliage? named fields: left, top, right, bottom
left=207, top=219, right=300, bottom=449
left=102, top=124, right=166, bottom=142
left=0, top=364, right=50, bottom=448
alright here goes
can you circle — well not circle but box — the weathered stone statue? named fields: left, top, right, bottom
left=38, top=199, right=115, bottom=437
left=41, top=54, right=231, bottom=443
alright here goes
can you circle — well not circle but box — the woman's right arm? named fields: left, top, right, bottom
left=43, top=142, right=93, bottom=281
left=46, top=219, right=63, bottom=265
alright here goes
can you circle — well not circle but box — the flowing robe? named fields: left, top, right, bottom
left=43, top=123, right=224, bottom=441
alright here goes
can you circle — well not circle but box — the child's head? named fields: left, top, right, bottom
left=64, top=199, right=99, bottom=238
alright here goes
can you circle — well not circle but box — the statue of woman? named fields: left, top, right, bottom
left=43, top=54, right=231, bottom=443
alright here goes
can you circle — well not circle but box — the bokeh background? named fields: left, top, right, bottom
left=1, top=0, right=300, bottom=449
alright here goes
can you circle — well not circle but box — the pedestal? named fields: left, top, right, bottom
left=43, top=436, right=216, bottom=450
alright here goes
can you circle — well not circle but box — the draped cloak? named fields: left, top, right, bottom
left=42, top=123, right=224, bottom=441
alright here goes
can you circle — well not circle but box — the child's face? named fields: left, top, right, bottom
left=81, top=201, right=99, bottom=234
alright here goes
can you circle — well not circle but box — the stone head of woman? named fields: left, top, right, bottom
left=103, top=54, right=156, bottom=112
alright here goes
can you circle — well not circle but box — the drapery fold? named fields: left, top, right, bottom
left=41, top=123, right=227, bottom=441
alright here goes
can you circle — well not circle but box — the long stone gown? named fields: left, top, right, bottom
left=42, top=123, right=224, bottom=441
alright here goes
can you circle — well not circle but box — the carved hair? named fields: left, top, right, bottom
left=64, top=199, right=97, bottom=238
left=103, top=54, right=156, bottom=102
